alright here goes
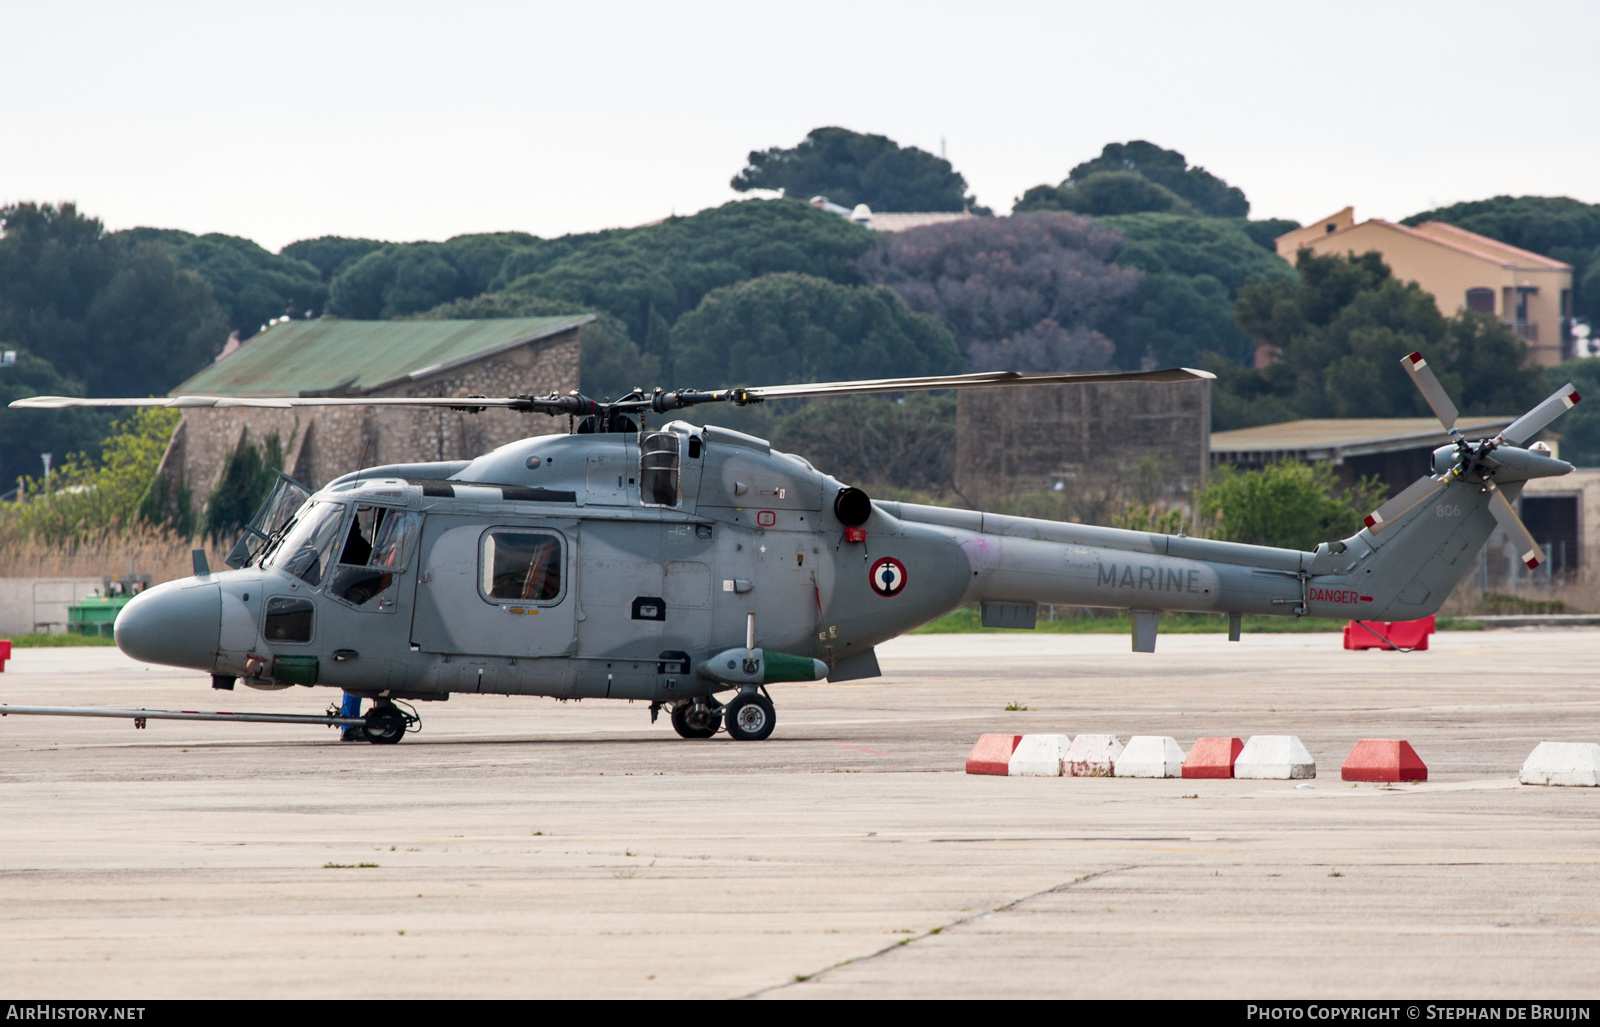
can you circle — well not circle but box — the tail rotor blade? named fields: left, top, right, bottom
left=1363, top=475, right=1446, bottom=534
left=1400, top=351, right=1459, bottom=431
left=1488, top=488, right=1545, bottom=569
left=1500, top=383, right=1582, bottom=446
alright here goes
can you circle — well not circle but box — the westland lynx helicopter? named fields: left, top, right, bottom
left=8, top=353, right=1580, bottom=744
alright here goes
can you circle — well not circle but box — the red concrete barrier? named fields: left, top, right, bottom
left=0, top=639, right=10, bottom=672
left=1344, top=616, right=1434, bottom=651
left=965, top=734, right=1022, bottom=776
left=1181, top=737, right=1243, bottom=779
left=1341, top=739, right=1428, bottom=782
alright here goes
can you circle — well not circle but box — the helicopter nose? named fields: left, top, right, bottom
left=114, top=579, right=222, bottom=671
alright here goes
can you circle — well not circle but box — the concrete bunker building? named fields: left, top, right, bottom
left=955, top=378, right=1212, bottom=512
left=155, top=315, right=588, bottom=522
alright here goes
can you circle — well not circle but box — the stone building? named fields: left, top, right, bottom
left=155, top=315, right=588, bottom=520
left=955, top=379, right=1211, bottom=511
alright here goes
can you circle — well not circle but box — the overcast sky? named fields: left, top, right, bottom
left=4, top=0, right=1595, bottom=252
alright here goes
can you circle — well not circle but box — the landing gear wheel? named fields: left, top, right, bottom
left=364, top=705, right=407, bottom=745
left=670, top=702, right=721, bottom=739
left=724, top=692, right=775, bottom=741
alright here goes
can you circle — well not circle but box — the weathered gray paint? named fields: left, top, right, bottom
left=114, top=416, right=1530, bottom=705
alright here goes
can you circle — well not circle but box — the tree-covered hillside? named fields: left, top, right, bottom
left=1213, top=249, right=1549, bottom=429
left=732, top=127, right=988, bottom=214
left=5, top=129, right=1594, bottom=500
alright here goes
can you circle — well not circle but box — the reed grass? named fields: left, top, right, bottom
left=0, top=521, right=229, bottom=584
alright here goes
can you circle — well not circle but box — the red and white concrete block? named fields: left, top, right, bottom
left=1114, top=736, right=1185, bottom=778
left=1008, top=734, right=1072, bottom=777
left=1182, top=737, right=1243, bottom=779
left=1064, top=734, right=1123, bottom=777
left=1519, top=742, right=1600, bottom=787
left=1341, top=739, right=1427, bottom=782
left=1233, top=735, right=1316, bottom=780
left=964, top=734, right=1022, bottom=776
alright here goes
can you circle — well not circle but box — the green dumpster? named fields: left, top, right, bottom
left=68, top=574, right=151, bottom=637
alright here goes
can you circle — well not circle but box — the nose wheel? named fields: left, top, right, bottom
left=362, top=703, right=416, bottom=745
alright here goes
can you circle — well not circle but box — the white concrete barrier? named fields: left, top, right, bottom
left=1008, top=734, right=1071, bottom=777
left=1064, top=734, right=1123, bottom=777
left=1114, top=736, right=1185, bottom=778
left=1519, top=741, right=1600, bottom=787
left=1234, top=735, right=1316, bottom=780
left=0, top=578, right=104, bottom=637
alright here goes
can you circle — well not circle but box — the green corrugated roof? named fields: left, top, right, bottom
left=174, top=315, right=591, bottom=396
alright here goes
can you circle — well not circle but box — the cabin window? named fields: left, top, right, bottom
left=1465, top=288, right=1495, bottom=314
left=264, top=596, right=314, bottom=643
left=480, top=530, right=564, bottom=603
left=639, top=432, right=681, bottom=507
left=328, top=506, right=421, bottom=608
left=266, top=501, right=346, bottom=587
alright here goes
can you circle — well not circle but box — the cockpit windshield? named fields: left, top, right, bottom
left=225, top=472, right=313, bottom=569
left=265, top=501, right=346, bottom=586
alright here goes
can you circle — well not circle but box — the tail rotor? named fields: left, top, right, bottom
left=1361, top=351, right=1581, bottom=569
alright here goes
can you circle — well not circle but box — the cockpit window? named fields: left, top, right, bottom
left=327, top=505, right=422, bottom=608
left=265, top=501, right=345, bottom=587
left=227, top=472, right=313, bottom=570
left=639, top=432, right=680, bottom=508
left=480, top=530, right=563, bottom=603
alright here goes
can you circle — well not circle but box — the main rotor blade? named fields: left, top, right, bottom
left=10, top=395, right=531, bottom=410
left=1499, top=383, right=1581, bottom=446
left=1488, top=488, right=1544, bottom=569
left=13, top=366, right=1218, bottom=415
left=1400, top=351, right=1459, bottom=431
left=1363, top=475, right=1447, bottom=534
left=728, top=366, right=1216, bottom=402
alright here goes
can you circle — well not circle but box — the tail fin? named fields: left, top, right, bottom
left=1351, top=354, right=1583, bottom=618
left=1341, top=475, right=1497, bottom=621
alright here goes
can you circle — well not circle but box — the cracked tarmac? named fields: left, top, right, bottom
left=0, top=631, right=1596, bottom=998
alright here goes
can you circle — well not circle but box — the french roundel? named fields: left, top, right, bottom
left=869, top=557, right=907, bottom=598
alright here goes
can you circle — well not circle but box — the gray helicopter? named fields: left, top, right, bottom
left=11, top=353, right=1579, bottom=744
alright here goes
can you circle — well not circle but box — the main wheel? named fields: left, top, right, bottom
left=670, top=702, right=721, bottom=739
left=724, top=693, right=775, bottom=742
left=364, top=706, right=407, bottom=745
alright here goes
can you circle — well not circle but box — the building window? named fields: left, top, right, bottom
left=1325, top=223, right=1337, bottom=234
left=479, top=529, right=563, bottom=603
left=1465, top=288, right=1495, bottom=314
